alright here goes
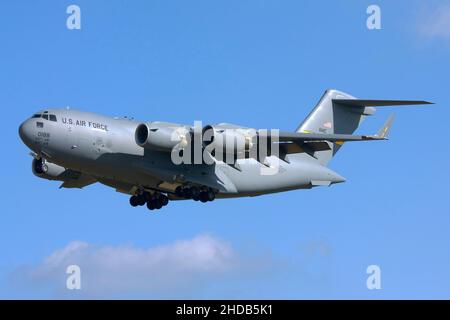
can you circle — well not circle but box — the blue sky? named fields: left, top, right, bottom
left=1, top=0, right=450, bottom=299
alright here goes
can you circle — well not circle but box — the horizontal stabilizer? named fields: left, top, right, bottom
left=333, top=99, right=433, bottom=107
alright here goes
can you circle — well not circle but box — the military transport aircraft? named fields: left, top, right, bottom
left=18, top=89, right=431, bottom=211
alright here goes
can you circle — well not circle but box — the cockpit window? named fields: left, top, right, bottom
left=32, top=114, right=41, bottom=118
left=42, top=114, right=49, bottom=120
left=49, top=114, right=57, bottom=122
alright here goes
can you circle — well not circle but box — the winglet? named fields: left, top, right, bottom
left=376, top=113, right=396, bottom=139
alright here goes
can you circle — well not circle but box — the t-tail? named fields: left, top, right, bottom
left=296, top=89, right=432, bottom=165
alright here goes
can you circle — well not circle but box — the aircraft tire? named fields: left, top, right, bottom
left=182, top=187, right=192, bottom=199
left=175, top=186, right=183, bottom=197
left=155, top=200, right=163, bottom=210
left=129, top=196, right=139, bottom=207
left=199, top=192, right=208, bottom=203
left=146, top=201, right=155, bottom=210
left=137, top=195, right=146, bottom=206
left=191, top=186, right=200, bottom=199
left=161, top=195, right=169, bottom=206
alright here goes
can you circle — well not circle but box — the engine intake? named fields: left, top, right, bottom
left=135, top=123, right=190, bottom=152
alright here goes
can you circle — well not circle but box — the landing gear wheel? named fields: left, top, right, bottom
left=146, top=201, right=155, bottom=210
left=175, top=186, right=184, bottom=197
left=191, top=186, right=200, bottom=199
left=161, top=195, right=169, bottom=206
left=199, top=192, right=209, bottom=203
left=182, top=186, right=192, bottom=199
left=137, top=194, right=146, bottom=206
left=155, top=199, right=163, bottom=209
left=129, top=196, right=139, bottom=207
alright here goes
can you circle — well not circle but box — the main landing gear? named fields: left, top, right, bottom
left=174, top=185, right=216, bottom=203
left=129, top=186, right=216, bottom=211
left=129, top=191, right=169, bottom=211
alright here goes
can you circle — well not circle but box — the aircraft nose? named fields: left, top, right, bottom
left=19, top=120, right=33, bottom=146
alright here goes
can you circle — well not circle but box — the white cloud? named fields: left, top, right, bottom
left=17, top=234, right=238, bottom=298
left=418, top=4, right=450, bottom=40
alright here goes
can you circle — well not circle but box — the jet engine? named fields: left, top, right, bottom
left=202, top=125, right=256, bottom=159
left=32, top=158, right=67, bottom=181
left=135, top=122, right=190, bottom=152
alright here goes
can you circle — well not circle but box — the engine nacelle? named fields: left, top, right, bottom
left=202, top=125, right=255, bottom=157
left=135, top=123, right=190, bottom=152
left=32, top=158, right=67, bottom=181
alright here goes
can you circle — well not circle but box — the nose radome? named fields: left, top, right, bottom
left=19, top=120, right=33, bottom=146
left=19, top=122, right=25, bottom=141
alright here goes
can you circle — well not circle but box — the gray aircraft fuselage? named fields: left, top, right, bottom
left=18, top=108, right=344, bottom=199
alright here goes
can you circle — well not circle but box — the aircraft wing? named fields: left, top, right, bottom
left=276, top=113, right=396, bottom=143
